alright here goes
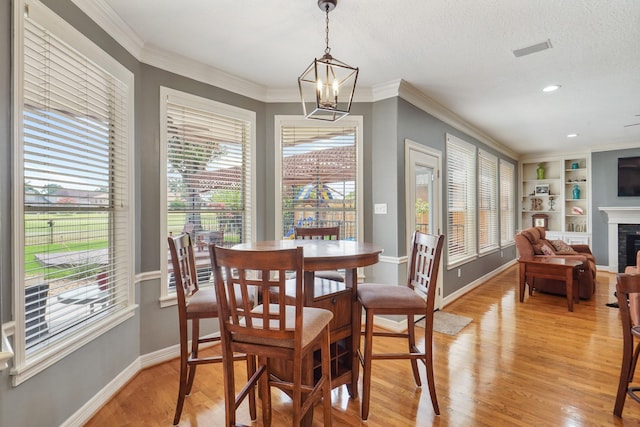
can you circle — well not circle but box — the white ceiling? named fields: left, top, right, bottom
left=76, top=0, right=640, bottom=157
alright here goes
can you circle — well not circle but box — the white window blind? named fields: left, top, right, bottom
left=500, top=160, right=515, bottom=246
left=446, top=135, right=477, bottom=266
left=17, top=1, right=133, bottom=369
left=478, top=149, right=498, bottom=253
left=279, top=122, right=359, bottom=240
left=162, top=89, right=254, bottom=294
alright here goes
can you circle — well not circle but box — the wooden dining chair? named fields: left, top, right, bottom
left=614, top=272, right=640, bottom=417
left=356, top=231, right=444, bottom=420
left=167, top=233, right=253, bottom=425
left=210, top=245, right=334, bottom=427
left=294, top=225, right=344, bottom=283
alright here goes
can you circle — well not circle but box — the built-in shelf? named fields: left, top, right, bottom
left=520, top=155, right=591, bottom=246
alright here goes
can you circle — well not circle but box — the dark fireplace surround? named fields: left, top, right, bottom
left=618, top=224, right=640, bottom=273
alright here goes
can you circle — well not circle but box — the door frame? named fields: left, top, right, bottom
left=404, top=139, right=443, bottom=309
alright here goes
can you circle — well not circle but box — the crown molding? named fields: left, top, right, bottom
left=395, top=80, right=519, bottom=159
left=70, top=0, right=144, bottom=58
left=140, top=45, right=268, bottom=101
left=590, top=141, right=640, bottom=153
left=370, top=79, right=405, bottom=101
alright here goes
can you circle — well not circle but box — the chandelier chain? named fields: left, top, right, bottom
left=324, top=4, right=331, bottom=55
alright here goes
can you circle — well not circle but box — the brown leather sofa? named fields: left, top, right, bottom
left=515, top=226, right=596, bottom=299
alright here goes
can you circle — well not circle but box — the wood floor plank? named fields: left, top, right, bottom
left=85, top=266, right=640, bottom=425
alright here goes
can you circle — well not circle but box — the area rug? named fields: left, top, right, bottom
left=416, top=311, right=472, bottom=336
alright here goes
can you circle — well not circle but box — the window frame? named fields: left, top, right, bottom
left=12, top=0, right=135, bottom=385
left=159, top=87, right=256, bottom=305
left=274, top=116, right=363, bottom=242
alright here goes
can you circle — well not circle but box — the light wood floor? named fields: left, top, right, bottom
left=85, top=265, right=640, bottom=426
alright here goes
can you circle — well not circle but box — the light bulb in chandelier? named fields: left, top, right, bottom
left=316, top=75, right=340, bottom=109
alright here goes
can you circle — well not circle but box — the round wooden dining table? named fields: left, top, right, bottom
left=231, top=239, right=382, bottom=423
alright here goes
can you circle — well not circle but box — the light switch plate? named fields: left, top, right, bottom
left=374, top=203, right=387, bottom=214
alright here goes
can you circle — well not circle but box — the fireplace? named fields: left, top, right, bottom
left=600, top=207, right=640, bottom=272
left=618, top=224, right=640, bottom=272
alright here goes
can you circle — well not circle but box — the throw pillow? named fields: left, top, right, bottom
left=550, top=239, right=578, bottom=254
left=540, top=242, right=555, bottom=256
left=532, top=242, right=544, bottom=255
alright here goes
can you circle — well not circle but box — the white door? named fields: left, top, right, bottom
left=405, top=140, right=443, bottom=308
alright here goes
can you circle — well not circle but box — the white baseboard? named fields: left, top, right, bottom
left=441, top=259, right=516, bottom=306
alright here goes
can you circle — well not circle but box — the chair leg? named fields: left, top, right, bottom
left=247, top=355, right=257, bottom=421
left=186, top=319, right=199, bottom=395
left=321, top=327, right=333, bottom=427
left=629, top=342, right=640, bottom=382
left=221, top=338, right=237, bottom=427
left=407, top=316, right=421, bottom=386
left=614, top=341, right=633, bottom=417
left=424, top=329, right=440, bottom=415
left=258, top=356, right=271, bottom=427
left=361, top=309, right=375, bottom=421
left=173, top=320, right=190, bottom=425
left=292, top=349, right=303, bottom=427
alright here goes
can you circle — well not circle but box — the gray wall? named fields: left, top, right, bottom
left=396, top=99, right=519, bottom=297
left=591, top=148, right=640, bottom=265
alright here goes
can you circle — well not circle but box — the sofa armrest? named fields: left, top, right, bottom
left=570, top=244, right=592, bottom=255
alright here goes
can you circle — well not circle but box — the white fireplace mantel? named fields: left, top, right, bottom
left=599, top=206, right=640, bottom=272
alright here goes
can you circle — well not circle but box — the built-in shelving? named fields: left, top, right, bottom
left=519, top=155, right=590, bottom=246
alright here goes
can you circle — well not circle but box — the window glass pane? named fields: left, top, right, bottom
left=500, top=160, right=515, bottom=245
left=478, top=150, right=498, bottom=253
left=446, top=135, right=476, bottom=265
left=163, top=92, right=253, bottom=290
left=280, top=125, right=358, bottom=240
left=20, top=9, right=132, bottom=354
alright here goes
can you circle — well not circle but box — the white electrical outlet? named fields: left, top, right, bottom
left=374, top=203, right=387, bottom=214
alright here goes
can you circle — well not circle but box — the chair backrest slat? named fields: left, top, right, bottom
left=168, top=233, right=200, bottom=309
left=407, top=232, right=444, bottom=310
left=294, top=226, right=340, bottom=241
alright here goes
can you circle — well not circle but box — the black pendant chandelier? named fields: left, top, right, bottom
left=298, top=0, right=359, bottom=122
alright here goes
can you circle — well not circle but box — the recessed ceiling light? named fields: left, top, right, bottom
left=567, top=133, right=578, bottom=138
left=542, top=85, right=561, bottom=93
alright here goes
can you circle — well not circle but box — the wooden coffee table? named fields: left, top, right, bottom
left=518, top=257, right=584, bottom=312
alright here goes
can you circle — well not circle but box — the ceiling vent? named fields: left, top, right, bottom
left=513, top=39, right=553, bottom=58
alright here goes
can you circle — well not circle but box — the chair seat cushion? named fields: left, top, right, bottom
left=358, top=283, right=426, bottom=311
left=235, top=305, right=333, bottom=349
left=289, top=270, right=345, bottom=283
left=314, top=270, right=345, bottom=282
left=186, top=287, right=218, bottom=316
